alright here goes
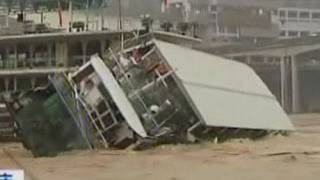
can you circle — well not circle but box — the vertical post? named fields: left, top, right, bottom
left=118, top=0, right=124, bottom=51
left=13, top=76, right=17, bottom=91
left=81, top=41, right=88, bottom=65
left=280, top=56, right=286, bottom=110
left=4, top=78, right=9, bottom=92
left=47, top=43, right=52, bottom=67
left=247, top=55, right=251, bottom=64
left=118, top=0, right=123, bottom=31
left=64, top=42, right=69, bottom=66
left=86, top=0, right=89, bottom=31
left=14, top=44, right=18, bottom=68
left=309, top=10, right=312, bottom=23
left=5, top=11, right=9, bottom=27
left=31, top=78, right=36, bottom=89
left=237, top=26, right=240, bottom=39
left=291, top=55, right=300, bottom=113
left=29, top=45, right=34, bottom=68
left=5, top=47, right=10, bottom=69
left=262, top=55, right=267, bottom=64
left=100, top=40, right=106, bottom=58
left=40, top=11, right=44, bottom=23
left=69, top=0, right=73, bottom=32
left=101, top=1, right=105, bottom=30
left=55, top=42, right=60, bottom=66
left=55, top=41, right=68, bottom=67
left=215, top=10, right=219, bottom=37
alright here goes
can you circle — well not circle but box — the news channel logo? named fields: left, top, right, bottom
left=0, top=170, right=24, bottom=180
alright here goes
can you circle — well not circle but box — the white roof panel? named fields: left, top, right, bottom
left=90, top=56, right=148, bottom=137
left=155, top=40, right=294, bottom=131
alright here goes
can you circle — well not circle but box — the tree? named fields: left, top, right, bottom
left=177, top=22, right=190, bottom=35
left=160, top=21, right=173, bottom=32
left=141, top=14, right=153, bottom=33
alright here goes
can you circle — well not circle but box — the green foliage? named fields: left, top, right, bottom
left=177, top=22, right=190, bottom=35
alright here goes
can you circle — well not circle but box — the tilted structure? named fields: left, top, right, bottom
left=3, top=35, right=294, bottom=156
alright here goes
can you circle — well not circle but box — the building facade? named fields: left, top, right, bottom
left=272, top=7, right=320, bottom=39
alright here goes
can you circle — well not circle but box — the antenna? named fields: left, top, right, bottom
left=118, top=0, right=124, bottom=51
left=69, top=0, right=73, bottom=32
left=86, top=0, right=89, bottom=31
left=100, top=0, right=105, bottom=30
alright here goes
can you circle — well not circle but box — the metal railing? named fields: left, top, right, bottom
left=49, top=73, right=94, bottom=149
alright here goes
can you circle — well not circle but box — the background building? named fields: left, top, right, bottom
left=273, top=6, right=320, bottom=39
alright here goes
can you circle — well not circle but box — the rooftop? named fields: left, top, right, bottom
left=195, top=35, right=320, bottom=55
left=216, top=0, right=320, bottom=10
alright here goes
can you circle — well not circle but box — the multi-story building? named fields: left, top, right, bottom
left=7, top=0, right=320, bottom=40
left=211, top=0, right=320, bottom=39
left=272, top=6, right=320, bottom=39
left=194, top=0, right=280, bottom=41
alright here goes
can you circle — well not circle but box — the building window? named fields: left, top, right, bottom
left=258, top=8, right=264, bottom=16
left=218, top=26, right=224, bottom=33
left=279, top=10, right=286, bottom=18
left=288, top=11, right=298, bottom=18
left=209, top=5, right=218, bottom=13
left=300, top=31, right=310, bottom=37
left=299, top=11, right=310, bottom=19
left=228, top=26, right=237, bottom=34
left=273, top=10, right=278, bottom=16
left=280, top=31, right=286, bottom=37
left=288, top=31, right=298, bottom=37
left=212, top=13, right=217, bottom=20
left=312, top=12, right=320, bottom=19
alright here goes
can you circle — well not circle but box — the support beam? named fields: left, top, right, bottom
left=263, top=56, right=267, bottom=64
left=69, top=0, right=73, bottom=32
left=29, top=45, right=34, bottom=68
left=47, top=43, right=53, bottom=67
left=280, top=56, right=286, bottom=110
left=81, top=41, right=88, bottom=65
left=13, top=76, right=17, bottom=91
left=55, top=41, right=68, bottom=67
left=101, top=6, right=105, bottom=30
left=291, top=56, right=300, bottom=113
left=247, top=55, right=251, bottom=64
left=5, top=47, right=10, bottom=69
left=4, top=78, right=9, bottom=92
left=100, top=40, right=106, bottom=58
left=243, top=55, right=249, bottom=64
left=14, top=45, right=18, bottom=68
left=31, top=78, right=36, bottom=89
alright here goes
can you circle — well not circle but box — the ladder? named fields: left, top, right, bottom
left=89, top=98, right=119, bottom=142
left=66, top=74, right=119, bottom=148
left=108, top=48, right=160, bottom=128
left=50, top=74, right=94, bottom=149
left=77, top=95, right=120, bottom=147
